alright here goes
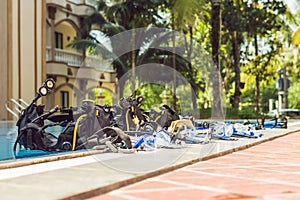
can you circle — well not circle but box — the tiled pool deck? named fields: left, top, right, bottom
left=97, top=128, right=300, bottom=200
left=0, top=120, right=300, bottom=200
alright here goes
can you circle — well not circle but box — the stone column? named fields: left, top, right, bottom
left=48, top=6, right=56, bottom=61
left=0, top=0, right=9, bottom=120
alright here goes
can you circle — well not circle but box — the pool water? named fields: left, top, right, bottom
left=0, top=122, right=64, bottom=161
left=0, top=122, right=17, bottom=160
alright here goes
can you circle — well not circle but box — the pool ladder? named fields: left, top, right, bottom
left=5, top=98, right=29, bottom=120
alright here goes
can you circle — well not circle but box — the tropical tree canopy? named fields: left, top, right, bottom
left=68, top=0, right=299, bottom=118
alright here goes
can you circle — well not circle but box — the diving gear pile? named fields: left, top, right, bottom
left=13, top=79, right=284, bottom=157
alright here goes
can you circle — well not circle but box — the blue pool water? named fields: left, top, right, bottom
left=0, top=122, right=18, bottom=160
left=0, top=122, right=64, bottom=161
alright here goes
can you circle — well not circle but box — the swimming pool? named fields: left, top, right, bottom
left=0, top=121, right=63, bottom=161
left=0, top=122, right=17, bottom=160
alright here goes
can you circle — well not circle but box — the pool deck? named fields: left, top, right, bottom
left=0, top=120, right=300, bottom=200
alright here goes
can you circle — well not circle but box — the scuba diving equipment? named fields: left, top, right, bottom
left=15, top=78, right=60, bottom=151
left=255, top=116, right=288, bottom=129
left=14, top=104, right=79, bottom=151
left=113, top=95, right=160, bottom=133
left=148, top=104, right=179, bottom=130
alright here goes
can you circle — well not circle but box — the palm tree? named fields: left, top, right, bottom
left=222, top=0, right=243, bottom=109
left=243, top=0, right=289, bottom=113
left=69, top=14, right=179, bottom=97
left=69, top=0, right=213, bottom=113
left=164, top=0, right=208, bottom=110
left=93, top=0, right=168, bottom=94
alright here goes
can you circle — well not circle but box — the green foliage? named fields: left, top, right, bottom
left=134, top=84, right=165, bottom=110
left=172, top=0, right=207, bottom=31
left=199, top=108, right=212, bottom=119
left=102, top=0, right=166, bottom=29
left=73, top=0, right=298, bottom=118
left=199, top=107, right=258, bottom=119
left=288, top=80, right=300, bottom=109
left=260, top=82, right=278, bottom=113
left=237, top=107, right=257, bottom=119
left=225, top=107, right=239, bottom=118
left=88, top=88, right=113, bottom=105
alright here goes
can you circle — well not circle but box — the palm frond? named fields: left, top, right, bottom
left=67, top=39, right=99, bottom=51
left=173, top=0, right=206, bottom=30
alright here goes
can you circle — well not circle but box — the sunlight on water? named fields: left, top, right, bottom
left=0, top=122, right=17, bottom=160
left=0, top=122, right=63, bottom=161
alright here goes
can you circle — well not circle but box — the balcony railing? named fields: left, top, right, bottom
left=68, top=0, right=81, bottom=4
left=46, top=47, right=114, bottom=72
left=48, top=0, right=99, bottom=12
left=68, top=0, right=97, bottom=4
left=67, top=0, right=98, bottom=9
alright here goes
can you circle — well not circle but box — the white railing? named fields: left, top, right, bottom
left=47, top=0, right=66, bottom=7
left=5, top=99, right=29, bottom=120
left=85, top=56, right=114, bottom=72
left=67, top=0, right=98, bottom=7
left=86, top=0, right=98, bottom=7
left=67, top=0, right=81, bottom=4
left=55, top=48, right=83, bottom=66
left=46, top=47, right=114, bottom=71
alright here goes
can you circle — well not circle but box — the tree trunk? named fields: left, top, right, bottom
left=232, top=0, right=241, bottom=109
left=254, top=33, right=260, bottom=113
left=255, top=75, right=260, bottom=113
left=211, top=0, right=224, bottom=119
left=172, top=13, right=177, bottom=111
left=231, top=30, right=241, bottom=109
left=187, top=26, right=197, bottom=110
left=131, top=29, right=136, bottom=95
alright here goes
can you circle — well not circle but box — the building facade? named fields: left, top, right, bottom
left=1, top=0, right=117, bottom=120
